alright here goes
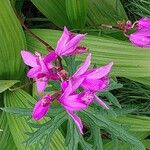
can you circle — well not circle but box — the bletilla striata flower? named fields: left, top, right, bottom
left=128, top=17, right=150, bottom=48
left=59, top=54, right=113, bottom=133
left=137, top=17, right=150, bottom=30
left=32, top=94, right=52, bottom=120
left=129, top=29, right=150, bottom=48
left=21, top=50, right=59, bottom=93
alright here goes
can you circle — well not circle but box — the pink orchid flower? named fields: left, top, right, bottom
left=55, top=27, right=87, bottom=56
left=137, top=17, right=150, bottom=30
left=21, top=50, right=59, bottom=93
left=59, top=54, right=113, bottom=133
left=32, top=94, right=52, bottom=120
left=73, top=53, right=113, bottom=92
left=129, top=29, right=150, bottom=48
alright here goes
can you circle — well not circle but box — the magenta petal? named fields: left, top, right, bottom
left=63, top=34, right=85, bottom=55
left=138, top=17, right=150, bottom=30
left=73, top=53, right=91, bottom=78
left=27, top=67, right=40, bottom=78
left=67, top=46, right=88, bottom=56
left=55, top=27, right=71, bottom=56
left=81, top=77, right=109, bottom=92
left=61, top=81, right=72, bottom=100
left=36, top=78, right=48, bottom=93
left=129, top=29, right=150, bottom=48
left=44, top=52, right=58, bottom=63
left=21, top=50, right=37, bottom=67
left=32, top=100, right=50, bottom=120
left=94, top=94, right=109, bottom=109
left=71, top=77, right=84, bottom=92
left=67, top=111, right=83, bottom=134
left=86, top=62, right=113, bottom=80
left=61, top=94, right=87, bottom=111
left=61, top=81, right=69, bottom=91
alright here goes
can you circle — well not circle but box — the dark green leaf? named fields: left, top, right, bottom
left=66, top=0, right=88, bottom=29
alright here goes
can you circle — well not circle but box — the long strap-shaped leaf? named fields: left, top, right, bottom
left=4, top=89, right=67, bottom=150
left=66, top=0, right=88, bottom=29
left=25, top=29, right=150, bottom=84
left=0, top=112, right=17, bottom=150
left=31, top=0, right=70, bottom=28
left=87, top=0, right=128, bottom=26
left=0, top=0, right=26, bottom=79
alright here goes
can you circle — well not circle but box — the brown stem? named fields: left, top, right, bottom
left=17, top=15, right=64, bottom=72
left=17, top=15, right=54, bottom=51
left=52, top=91, right=61, bottom=100
left=58, top=57, right=63, bottom=69
left=9, top=81, right=35, bottom=91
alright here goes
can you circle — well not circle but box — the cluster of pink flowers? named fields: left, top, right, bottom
left=21, top=27, right=113, bottom=134
left=128, top=17, right=150, bottom=48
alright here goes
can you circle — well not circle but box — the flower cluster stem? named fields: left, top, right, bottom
left=9, top=81, right=35, bottom=91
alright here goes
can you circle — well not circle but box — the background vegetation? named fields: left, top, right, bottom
left=0, top=0, right=150, bottom=149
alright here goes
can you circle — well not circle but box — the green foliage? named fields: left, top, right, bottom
left=66, top=0, right=88, bottom=29
left=31, top=0, right=127, bottom=29
left=0, top=112, right=17, bottom=150
left=87, top=0, right=128, bottom=26
left=31, top=0, right=70, bottom=28
left=0, top=80, right=19, bottom=93
left=4, top=89, right=67, bottom=150
left=0, top=0, right=26, bottom=79
left=124, top=0, right=150, bottom=20
left=0, top=0, right=150, bottom=149
left=82, top=107, right=145, bottom=150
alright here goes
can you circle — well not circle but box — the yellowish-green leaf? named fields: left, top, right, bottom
left=0, top=80, right=19, bottom=93
left=4, top=89, right=67, bottom=150
left=0, top=0, right=26, bottom=79
left=0, top=112, right=17, bottom=150
left=66, top=0, right=88, bottom=29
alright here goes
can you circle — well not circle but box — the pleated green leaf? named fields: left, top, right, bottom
left=0, top=80, right=19, bottom=93
left=66, top=0, right=88, bottom=29
left=115, top=115, right=150, bottom=131
left=4, top=89, right=67, bottom=150
left=0, top=112, right=17, bottom=150
left=0, top=0, right=26, bottom=79
left=87, top=0, right=128, bottom=26
left=25, top=29, right=150, bottom=84
left=31, top=0, right=70, bottom=28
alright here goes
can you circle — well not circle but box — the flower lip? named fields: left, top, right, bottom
left=81, top=91, right=95, bottom=105
left=41, top=95, right=52, bottom=107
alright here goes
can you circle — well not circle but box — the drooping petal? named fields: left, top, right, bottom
left=36, top=78, right=48, bottom=93
left=73, top=53, right=91, bottom=78
left=27, top=67, right=41, bottom=78
left=21, top=50, right=38, bottom=67
left=94, top=94, right=109, bottom=109
left=86, top=62, right=113, bottom=80
left=67, top=110, right=83, bottom=134
left=32, top=94, right=52, bottom=120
